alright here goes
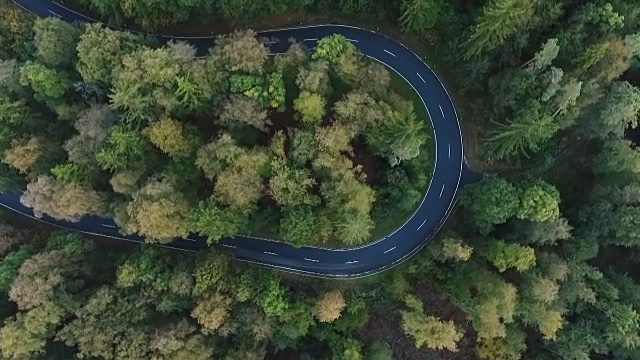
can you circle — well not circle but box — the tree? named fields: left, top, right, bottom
left=583, top=81, right=640, bottom=139
left=432, top=233, right=473, bottom=262
left=0, top=245, right=35, bottom=292
left=33, top=18, right=81, bottom=68
left=593, top=139, right=640, bottom=175
left=189, top=199, right=245, bottom=244
left=76, top=24, right=145, bottom=84
left=461, top=178, right=520, bottom=233
left=400, top=295, right=463, bottom=351
left=96, top=125, right=151, bottom=171
left=149, top=320, right=214, bottom=359
left=279, top=206, right=332, bottom=247
left=110, top=168, right=144, bottom=194
left=19, top=61, right=71, bottom=102
left=464, top=0, right=536, bottom=59
left=269, top=161, right=318, bottom=208
left=0, top=301, right=66, bottom=359
left=120, top=177, right=191, bottom=243
left=21, top=176, right=107, bottom=222
left=143, top=117, right=198, bottom=158
left=508, top=217, right=572, bottom=246
left=56, top=286, right=153, bottom=359
left=334, top=211, right=374, bottom=246
left=399, top=0, right=447, bottom=32
left=314, top=291, right=346, bottom=323
left=516, top=182, right=560, bottom=222
left=367, top=105, right=427, bottom=166
left=523, top=38, right=560, bottom=71
left=217, top=94, right=270, bottom=131
left=2, top=137, right=45, bottom=174
left=215, top=30, right=268, bottom=74
left=294, top=91, right=326, bottom=125
left=487, top=102, right=558, bottom=159
left=296, top=60, right=331, bottom=94
left=110, top=46, right=183, bottom=120
left=481, top=240, right=536, bottom=273
left=476, top=326, right=526, bottom=360
left=288, top=128, right=316, bottom=167
left=312, top=35, right=357, bottom=62
left=214, top=164, right=264, bottom=213
left=195, top=133, right=244, bottom=180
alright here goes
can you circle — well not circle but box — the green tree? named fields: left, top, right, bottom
left=96, top=125, right=151, bottom=171
left=32, top=18, right=81, bottom=68
left=334, top=211, right=374, bottom=246
left=312, top=35, right=356, bottom=63
left=120, top=177, right=191, bottom=243
left=143, top=117, right=198, bottom=158
left=20, top=176, right=107, bottom=222
left=461, top=178, right=520, bottom=233
left=583, top=81, right=640, bottom=139
left=293, top=91, right=326, bottom=125
left=481, top=240, right=536, bottom=273
left=19, top=61, right=71, bottom=102
left=516, top=182, right=561, bottom=222
left=279, top=206, right=332, bottom=247
left=214, top=30, right=268, bottom=74
left=399, top=0, right=447, bottom=32
left=464, top=0, right=536, bottom=59
left=189, top=199, right=245, bottom=244
left=76, top=24, right=145, bottom=84
left=400, top=295, right=463, bottom=351
left=593, top=139, right=640, bottom=175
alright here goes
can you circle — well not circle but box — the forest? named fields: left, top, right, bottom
left=0, top=0, right=639, bottom=359
left=0, top=8, right=432, bottom=248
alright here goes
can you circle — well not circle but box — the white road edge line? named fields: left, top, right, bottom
left=302, top=38, right=318, bottom=41
left=221, top=244, right=236, bottom=249
left=383, top=49, right=396, bottom=57
left=304, top=258, right=320, bottom=262
left=439, top=184, right=446, bottom=197
left=439, top=104, right=445, bottom=118
left=417, top=219, right=427, bottom=231
left=346, top=260, right=359, bottom=264
left=384, top=246, right=396, bottom=254
left=417, top=73, right=426, bottom=83
left=264, top=251, right=278, bottom=256
left=347, top=39, right=359, bottom=43
left=48, top=10, right=62, bottom=17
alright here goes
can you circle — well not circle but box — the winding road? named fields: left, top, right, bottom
left=5, top=0, right=480, bottom=278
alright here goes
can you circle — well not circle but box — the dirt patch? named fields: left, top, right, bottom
left=350, top=137, right=386, bottom=186
left=356, top=282, right=478, bottom=360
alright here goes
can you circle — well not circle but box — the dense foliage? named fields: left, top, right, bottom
left=0, top=12, right=432, bottom=248
left=1, top=0, right=640, bottom=359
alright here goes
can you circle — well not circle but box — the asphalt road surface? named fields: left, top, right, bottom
left=6, top=0, right=480, bottom=278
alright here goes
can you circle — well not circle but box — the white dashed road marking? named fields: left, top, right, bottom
left=304, top=258, right=319, bottom=262
left=346, top=260, right=359, bottom=264
left=448, top=144, right=451, bottom=158
left=417, top=73, right=426, bottom=83
left=417, top=219, right=427, bottom=231
left=264, top=251, right=278, bottom=256
left=302, top=38, right=317, bottom=41
left=383, top=49, right=396, bottom=57
left=384, top=246, right=396, bottom=254
left=100, top=224, right=116, bottom=229
left=439, top=184, right=446, bottom=197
